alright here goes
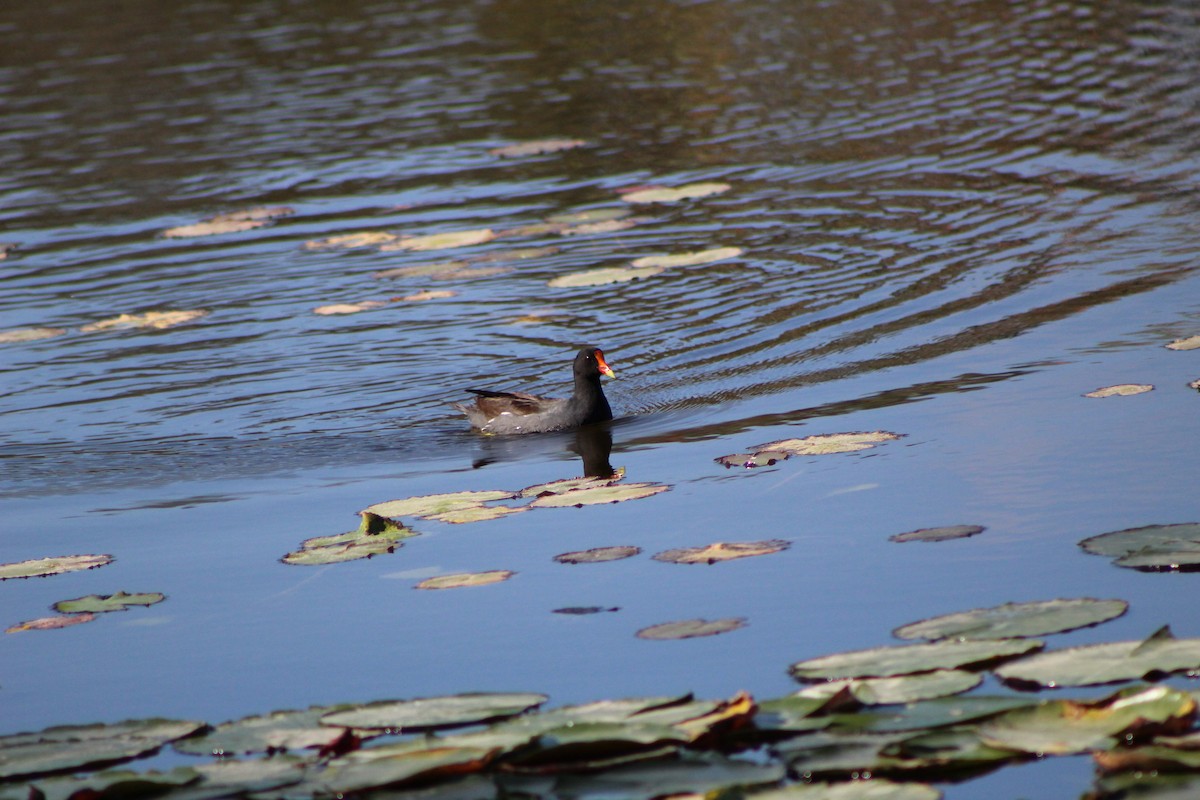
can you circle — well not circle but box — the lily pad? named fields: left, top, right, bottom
left=415, top=571, right=514, bottom=590
left=794, top=670, right=984, bottom=706
left=320, top=692, right=547, bottom=732
left=749, top=780, right=941, bottom=800
left=774, top=726, right=1016, bottom=778
left=282, top=512, right=417, bottom=566
left=398, top=290, right=458, bottom=301
left=889, top=525, right=984, bottom=543
left=0, top=718, right=205, bottom=780
left=790, top=638, right=1043, bottom=681
left=21, top=766, right=203, bottom=800
left=718, top=432, right=902, bottom=468
left=80, top=310, right=207, bottom=332
left=304, top=231, right=399, bottom=250
left=507, top=751, right=782, bottom=797
left=630, top=246, right=744, bottom=269
left=652, top=539, right=790, bottom=564
left=490, top=139, right=587, bottom=158
left=7, top=614, right=96, bottom=633
left=994, top=625, right=1200, bottom=688
left=546, top=208, right=632, bottom=225
left=893, top=598, right=1128, bottom=641
left=313, top=300, right=389, bottom=315
left=0, top=327, right=67, bottom=344
left=622, top=182, right=731, bottom=204
left=1166, top=335, right=1200, bottom=351
left=426, top=505, right=527, bottom=524
left=1084, top=384, right=1154, bottom=397
left=162, top=219, right=265, bottom=237
left=53, top=592, right=166, bottom=614
left=1079, top=522, right=1200, bottom=571
left=474, top=245, right=560, bottom=262
left=529, top=482, right=669, bottom=508
left=365, top=491, right=515, bottom=520
left=0, top=554, right=113, bottom=580
left=373, top=261, right=467, bottom=279
left=519, top=471, right=625, bottom=498
left=547, top=265, right=665, bottom=288
left=175, top=705, right=363, bottom=756
left=554, top=546, right=641, bottom=564
left=559, top=218, right=644, bottom=235
left=382, top=229, right=496, bottom=252
left=635, top=618, right=747, bottom=640
left=162, top=207, right=292, bottom=238
left=320, top=744, right=497, bottom=795
left=976, top=685, right=1196, bottom=755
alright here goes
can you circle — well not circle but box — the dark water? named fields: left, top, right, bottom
left=3, top=1, right=1200, bottom=797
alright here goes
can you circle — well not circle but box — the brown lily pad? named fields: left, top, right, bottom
left=7, top=613, right=96, bottom=633
left=415, top=571, right=514, bottom=590
left=1166, top=335, right=1200, bottom=351
left=490, top=139, right=587, bottom=158
left=554, top=546, right=642, bottom=564
left=1084, top=384, right=1154, bottom=398
left=0, top=327, right=68, bottom=344
left=653, top=540, right=790, bottom=565
left=304, top=231, right=400, bottom=250
left=313, top=301, right=390, bottom=315
left=622, top=182, right=731, bottom=204
left=80, top=310, right=208, bottom=332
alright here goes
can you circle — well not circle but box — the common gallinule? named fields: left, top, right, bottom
left=455, top=346, right=616, bottom=434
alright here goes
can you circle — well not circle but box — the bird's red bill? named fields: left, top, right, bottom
left=596, top=350, right=616, bottom=378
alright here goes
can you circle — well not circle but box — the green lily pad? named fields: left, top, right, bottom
left=621, top=182, right=731, bottom=204
left=529, top=482, right=669, bottom=508
left=977, top=685, right=1196, bottom=756
left=53, top=592, right=166, bottom=614
left=282, top=512, right=416, bottom=565
left=635, top=618, right=747, bottom=640
left=652, top=540, right=790, bottom=564
left=1079, top=523, right=1200, bottom=571
left=174, top=705, right=362, bottom=756
left=319, top=692, right=547, bottom=732
left=364, top=491, right=515, bottom=520
left=554, top=546, right=641, bottom=564
left=426, top=505, right=527, bottom=524
left=630, top=247, right=744, bottom=269
left=749, top=779, right=941, bottom=799
left=0, top=554, right=113, bottom=580
left=320, top=744, right=496, bottom=795
left=546, top=265, right=665, bottom=288
left=415, top=571, right=514, bottom=590
left=503, top=751, right=783, bottom=798
left=790, top=639, right=1043, bottom=681
left=22, top=766, right=200, bottom=800
left=775, top=726, right=1017, bottom=778
left=519, top=471, right=624, bottom=498
left=889, top=525, right=984, bottom=543
left=994, top=625, right=1200, bottom=688
left=0, top=718, right=205, bottom=780
left=826, top=696, right=1036, bottom=734
left=892, top=598, right=1128, bottom=641
left=795, top=670, right=983, bottom=705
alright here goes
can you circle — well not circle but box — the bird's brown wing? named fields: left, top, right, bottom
left=465, top=389, right=555, bottom=417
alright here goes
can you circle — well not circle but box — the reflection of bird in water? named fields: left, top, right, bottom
left=455, top=346, right=615, bottom=435
left=573, top=422, right=614, bottom=477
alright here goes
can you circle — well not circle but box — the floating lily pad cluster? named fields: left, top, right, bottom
left=9, top=597, right=1200, bottom=799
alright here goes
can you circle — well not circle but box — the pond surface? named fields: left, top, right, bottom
left=3, top=1, right=1200, bottom=796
